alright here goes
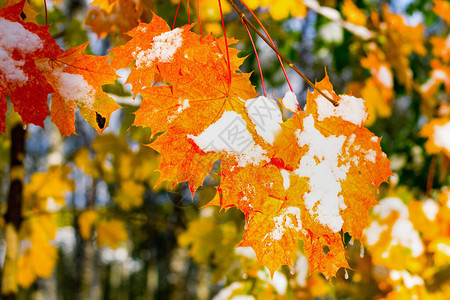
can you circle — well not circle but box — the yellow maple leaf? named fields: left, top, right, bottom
left=342, top=0, right=366, bottom=26
left=420, top=118, right=450, bottom=157
left=23, top=166, right=74, bottom=211
left=96, top=219, right=128, bottom=249
left=78, top=210, right=100, bottom=240
left=433, top=0, right=450, bottom=24
left=114, top=180, right=145, bottom=210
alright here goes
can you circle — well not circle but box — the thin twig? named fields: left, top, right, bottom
left=173, top=0, right=183, bottom=29
left=197, top=0, right=202, bottom=35
left=218, top=0, right=232, bottom=84
left=242, top=18, right=266, bottom=97
left=226, top=0, right=339, bottom=106
left=241, top=0, right=293, bottom=92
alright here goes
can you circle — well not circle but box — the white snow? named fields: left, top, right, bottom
left=0, top=18, right=43, bottom=86
left=235, top=144, right=270, bottom=167
left=189, top=111, right=269, bottom=167
left=365, top=149, right=376, bottom=163
left=282, top=91, right=299, bottom=112
left=389, top=270, right=424, bottom=289
left=245, top=96, right=282, bottom=145
left=372, top=197, right=409, bottom=219
left=133, top=28, right=183, bottom=68
left=364, top=220, right=388, bottom=246
left=257, top=269, right=287, bottom=295
left=376, top=65, right=393, bottom=88
left=212, top=282, right=244, bottom=300
left=422, top=199, right=439, bottom=221
left=315, top=94, right=368, bottom=126
left=267, top=207, right=302, bottom=241
left=391, top=219, right=424, bottom=257
left=280, top=169, right=290, bottom=190
left=295, top=254, right=309, bottom=287
left=433, top=122, right=450, bottom=153
left=53, top=71, right=96, bottom=108
left=436, top=242, right=450, bottom=256
left=230, top=297, right=255, bottom=300
left=294, top=115, right=348, bottom=232
left=234, top=247, right=257, bottom=259
left=168, top=99, right=189, bottom=122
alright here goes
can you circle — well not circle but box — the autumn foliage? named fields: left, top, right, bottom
left=0, top=0, right=449, bottom=298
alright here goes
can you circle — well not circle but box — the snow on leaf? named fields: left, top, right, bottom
left=0, top=1, right=62, bottom=131
left=238, top=73, right=391, bottom=278
left=420, top=118, right=450, bottom=157
left=36, top=43, right=120, bottom=136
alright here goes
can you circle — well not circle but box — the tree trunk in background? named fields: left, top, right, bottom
left=1, top=124, right=25, bottom=300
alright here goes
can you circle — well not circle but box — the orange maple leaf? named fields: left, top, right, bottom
left=36, top=43, right=119, bottom=136
left=0, top=0, right=62, bottom=131
left=234, top=74, right=391, bottom=278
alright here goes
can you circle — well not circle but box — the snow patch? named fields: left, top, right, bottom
left=168, top=99, right=189, bottom=122
left=365, top=149, right=376, bottom=163
left=389, top=270, right=424, bottom=289
left=189, top=111, right=269, bottom=167
left=391, top=219, right=424, bottom=257
left=376, top=65, right=393, bottom=88
left=267, top=207, right=302, bottom=241
left=280, top=169, right=290, bottom=190
left=372, top=197, right=409, bottom=219
left=134, top=28, right=183, bottom=68
left=234, top=247, right=256, bottom=259
left=245, top=96, right=282, bottom=145
left=0, top=18, right=43, bottom=86
left=315, top=93, right=368, bottom=126
left=433, top=122, right=450, bottom=153
left=436, top=242, right=450, bottom=256
left=422, top=199, right=438, bottom=221
left=282, top=91, right=299, bottom=112
left=212, top=282, right=244, bottom=300
left=364, top=220, right=388, bottom=246
left=294, top=115, right=348, bottom=232
left=54, top=71, right=96, bottom=108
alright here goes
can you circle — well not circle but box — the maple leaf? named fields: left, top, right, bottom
left=420, top=118, right=450, bottom=157
left=0, top=0, right=62, bottom=131
left=110, top=14, right=201, bottom=93
left=112, top=15, right=267, bottom=192
left=433, top=0, right=450, bottom=25
left=36, top=42, right=120, bottom=136
left=342, top=0, right=367, bottom=26
left=363, top=197, right=425, bottom=272
left=234, top=74, right=391, bottom=278
left=18, top=215, right=58, bottom=287
left=85, top=0, right=151, bottom=44
left=78, top=210, right=99, bottom=240
left=96, top=219, right=128, bottom=249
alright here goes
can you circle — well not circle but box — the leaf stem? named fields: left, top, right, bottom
left=197, top=0, right=202, bottom=35
left=242, top=18, right=266, bottom=97
left=44, top=0, right=48, bottom=25
left=240, top=0, right=293, bottom=93
left=218, top=0, right=232, bottom=84
left=226, top=0, right=339, bottom=106
left=187, top=0, right=190, bottom=24
left=173, top=0, right=183, bottom=29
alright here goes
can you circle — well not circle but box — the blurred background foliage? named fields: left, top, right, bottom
left=0, top=0, right=449, bottom=299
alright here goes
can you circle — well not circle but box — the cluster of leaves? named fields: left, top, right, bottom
left=0, top=0, right=449, bottom=298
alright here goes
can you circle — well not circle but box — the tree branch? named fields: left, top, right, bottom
left=226, top=0, right=339, bottom=106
